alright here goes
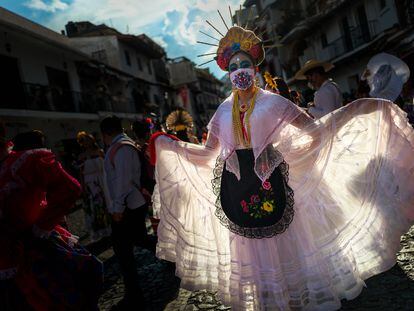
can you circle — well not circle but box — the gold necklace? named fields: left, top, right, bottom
left=232, top=88, right=258, bottom=147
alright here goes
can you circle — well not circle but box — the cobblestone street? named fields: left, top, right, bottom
left=67, top=209, right=414, bottom=311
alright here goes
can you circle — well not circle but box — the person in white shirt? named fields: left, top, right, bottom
left=100, top=115, right=152, bottom=310
left=295, top=59, right=343, bottom=119
left=361, top=52, right=410, bottom=102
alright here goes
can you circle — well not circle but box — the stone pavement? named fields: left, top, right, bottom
left=66, top=208, right=414, bottom=310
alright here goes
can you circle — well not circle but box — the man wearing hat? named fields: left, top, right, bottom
left=362, top=52, right=410, bottom=102
left=295, top=59, right=343, bottom=118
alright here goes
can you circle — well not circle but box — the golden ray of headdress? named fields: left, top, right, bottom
left=245, top=6, right=254, bottom=29
left=199, top=30, right=220, bottom=42
left=264, top=43, right=282, bottom=48
left=206, top=20, right=224, bottom=37
left=229, top=6, right=234, bottom=26
left=217, top=9, right=229, bottom=30
left=197, top=52, right=218, bottom=57
left=196, top=40, right=218, bottom=47
left=197, top=59, right=216, bottom=67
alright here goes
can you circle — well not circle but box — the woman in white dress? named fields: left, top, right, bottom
left=151, top=25, right=414, bottom=310
left=77, top=131, right=111, bottom=242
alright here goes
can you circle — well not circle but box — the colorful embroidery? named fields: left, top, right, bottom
left=240, top=180, right=276, bottom=218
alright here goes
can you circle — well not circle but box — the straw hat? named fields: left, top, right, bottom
left=294, top=59, right=334, bottom=80
left=362, top=53, right=410, bottom=101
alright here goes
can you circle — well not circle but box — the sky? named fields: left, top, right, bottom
left=1, top=0, right=245, bottom=79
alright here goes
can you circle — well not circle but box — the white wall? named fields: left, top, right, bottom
left=69, top=36, right=120, bottom=69
left=116, top=41, right=156, bottom=83
left=0, top=25, right=82, bottom=92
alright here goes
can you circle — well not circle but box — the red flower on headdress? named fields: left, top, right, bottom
left=249, top=44, right=263, bottom=60
left=217, top=54, right=229, bottom=70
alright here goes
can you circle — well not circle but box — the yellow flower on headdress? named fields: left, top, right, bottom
left=264, top=72, right=277, bottom=91
left=241, top=40, right=253, bottom=51
left=262, top=201, right=274, bottom=212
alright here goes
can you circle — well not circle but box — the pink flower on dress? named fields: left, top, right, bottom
left=262, top=180, right=272, bottom=190
left=240, top=200, right=247, bottom=208
left=243, top=206, right=249, bottom=213
left=250, top=194, right=260, bottom=203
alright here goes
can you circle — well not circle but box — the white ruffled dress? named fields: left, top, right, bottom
left=152, top=88, right=414, bottom=310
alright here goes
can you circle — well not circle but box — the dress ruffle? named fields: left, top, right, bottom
left=153, top=95, right=414, bottom=310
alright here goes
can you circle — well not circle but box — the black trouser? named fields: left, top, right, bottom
left=111, top=205, right=155, bottom=301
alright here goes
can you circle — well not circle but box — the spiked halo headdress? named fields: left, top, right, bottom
left=197, top=6, right=282, bottom=71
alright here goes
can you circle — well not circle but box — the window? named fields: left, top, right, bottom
left=91, top=49, right=107, bottom=63
left=124, top=50, right=131, bottom=66
left=320, top=33, right=328, bottom=48
left=137, top=57, right=143, bottom=71
left=379, top=0, right=386, bottom=10
left=147, top=62, right=153, bottom=75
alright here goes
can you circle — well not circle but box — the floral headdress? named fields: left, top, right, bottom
left=196, top=6, right=280, bottom=71
left=76, top=131, right=96, bottom=146
left=166, top=110, right=194, bottom=132
left=216, top=26, right=264, bottom=71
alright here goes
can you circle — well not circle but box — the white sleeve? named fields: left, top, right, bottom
left=309, top=87, right=338, bottom=118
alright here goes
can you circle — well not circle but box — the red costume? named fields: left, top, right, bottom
left=0, top=149, right=102, bottom=310
left=0, top=149, right=81, bottom=274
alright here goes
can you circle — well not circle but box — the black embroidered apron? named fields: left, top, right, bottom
left=213, top=149, right=294, bottom=239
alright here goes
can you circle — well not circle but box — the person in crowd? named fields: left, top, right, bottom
left=356, top=79, right=371, bottom=99
left=295, top=59, right=343, bottom=118
left=264, top=71, right=294, bottom=101
left=361, top=52, right=410, bottom=104
left=0, top=130, right=103, bottom=310
left=100, top=116, right=154, bottom=310
left=131, top=119, right=156, bottom=202
left=290, top=90, right=303, bottom=106
left=77, top=131, right=111, bottom=242
left=165, top=110, right=199, bottom=144
left=0, top=121, right=9, bottom=162
left=150, top=23, right=414, bottom=310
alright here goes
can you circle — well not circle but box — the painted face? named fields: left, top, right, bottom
left=229, top=53, right=255, bottom=90
left=228, top=53, right=254, bottom=73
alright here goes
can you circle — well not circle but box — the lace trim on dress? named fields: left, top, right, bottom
left=212, top=156, right=295, bottom=239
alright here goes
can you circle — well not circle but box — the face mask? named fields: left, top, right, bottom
left=230, top=68, right=255, bottom=90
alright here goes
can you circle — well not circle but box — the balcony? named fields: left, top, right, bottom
left=277, top=10, right=304, bottom=37
left=305, top=0, right=349, bottom=18
left=324, top=20, right=378, bottom=61
left=0, top=83, right=140, bottom=114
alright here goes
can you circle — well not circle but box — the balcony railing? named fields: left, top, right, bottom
left=325, top=20, right=378, bottom=60
left=0, top=83, right=142, bottom=114
left=305, top=0, right=348, bottom=18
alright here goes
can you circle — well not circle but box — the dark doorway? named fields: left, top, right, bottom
left=341, top=17, right=353, bottom=52
left=357, top=5, right=370, bottom=43
left=0, top=54, right=25, bottom=109
left=46, top=66, right=73, bottom=112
